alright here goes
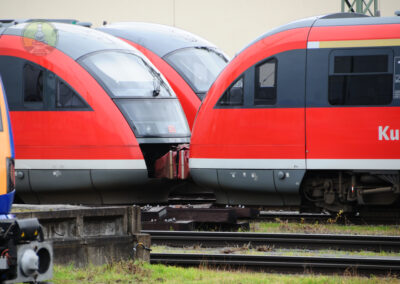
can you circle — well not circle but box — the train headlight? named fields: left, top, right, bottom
left=14, top=241, right=53, bottom=283
left=20, top=249, right=39, bottom=276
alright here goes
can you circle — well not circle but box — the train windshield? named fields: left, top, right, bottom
left=115, top=99, right=190, bottom=137
left=164, top=47, right=228, bottom=99
left=80, top=51, right=174, bottom=98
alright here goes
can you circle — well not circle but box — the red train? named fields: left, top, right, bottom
left=97, top=22, right=229, bottom=128
left=189, top=13, right=400, bottom=213
left=0, top=21, right=190, bottom=204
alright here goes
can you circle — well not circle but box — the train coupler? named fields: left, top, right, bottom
left=154, top=144, right=190, bottom=180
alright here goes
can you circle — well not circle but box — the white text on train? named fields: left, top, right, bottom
left=379, top=126, right=399, bottom=141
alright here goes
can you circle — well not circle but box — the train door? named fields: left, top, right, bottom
left=305, top=44, right=399, bottom=170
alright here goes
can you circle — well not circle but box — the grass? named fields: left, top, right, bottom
left=250, top=220, right=400, bottom=236
left=52, top=261, right=400, bottom=284
left=53, top=261, right=400, bottom=283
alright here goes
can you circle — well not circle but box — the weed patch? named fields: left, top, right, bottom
left=251, top=220, right=400, bottom=236
left=54, top=261, right=400, bottom=283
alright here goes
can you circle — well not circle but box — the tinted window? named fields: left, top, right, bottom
left=0, top=58, right=89, bottom=111
left=116, top=99, right=190, bottom=137
left=0, top=57, right=23, bottom=109
left=329, top=54, right=392, bottom=106
left=217, top=77, right=243, bottom=106
left=57, top=80, right=86, bottom=108
left=164, top=47, right=228, bottom=96
left=334, top=55, right=388, bottom=73
left=395, top=57, right=400, bottom=99
left=80, top=51, right=173, bottom=98
left=23, top=64, right=44, bottom=108
left=255, top=58, right=276, bottom=105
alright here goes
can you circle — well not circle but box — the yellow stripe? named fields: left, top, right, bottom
left=318, top=39, right=400, bottom=48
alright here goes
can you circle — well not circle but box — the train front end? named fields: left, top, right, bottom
left=189, top=14, right=400, bottom=214
left=0, top=22, right=190, bottom=204
left=78, top=48, right=191, bottom=182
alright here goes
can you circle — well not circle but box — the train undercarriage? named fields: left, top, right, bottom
left=301, top=171, right=400, bottom=213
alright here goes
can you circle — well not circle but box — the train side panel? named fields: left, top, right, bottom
left=306, top=23, right=400, bottom=168
left=299, top=21, right=400, bottom=212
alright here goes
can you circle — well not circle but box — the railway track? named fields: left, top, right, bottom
left=150, top=253, right=400, bottom=276
left=257, top=211, right=400, bottom=225
left=258, top=211, right=332, bottom=222
left=144, top=230, right=400, bottom=252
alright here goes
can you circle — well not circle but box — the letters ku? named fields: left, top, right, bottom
left=379, top=126, right=399, bottom=141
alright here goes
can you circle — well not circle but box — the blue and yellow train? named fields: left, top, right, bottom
left=0, top=77, right=52, bottom=283
left=0, top=76, right=15, bottom=213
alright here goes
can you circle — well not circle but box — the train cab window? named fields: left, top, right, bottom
left=80, top=51, right=173, bottom=98
left=217, top=77, right=244, bottom=106
left=164, top=47, right=228, bottom=100
left=56, top=80, right=86, bottom=108
left=23, top=64, right=44, bottom=108
left=329, top=54, right=393, bottom=106
left=255, top=58, right=276, bottom=105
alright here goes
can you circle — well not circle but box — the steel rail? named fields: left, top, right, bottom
left=258, top=212, right=332, bottom=221
left=144, top=230, right=400, bottom=252
left=257, top=211, right=400, bottom=225
left=150, top=253, right=400, bottom=275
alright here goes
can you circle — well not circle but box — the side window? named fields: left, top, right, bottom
left=0, top=56, right=24, bottom=109
left=255, top=58, right=277, bottom=105
left=0, top=58, right=90, bottom=111
left=56, top=79, right=87, bottom=108
left=23, top=63, right=44, bottom=108
left=329, top=54, right=393, bottom=105
left=395, top=57, right=400, bottom=99
left=217, top=77, right=244, bottom=106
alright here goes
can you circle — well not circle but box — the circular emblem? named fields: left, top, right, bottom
left=22, top=21, right=58, bottom=56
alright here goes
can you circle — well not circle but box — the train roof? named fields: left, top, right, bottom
left=97, top=22, right=218, bottom=57
left=0, top=19, right=92, bottom=28
left=0, top=22, right=136, bottom=60
left=238, top=13, right=400, bottom=56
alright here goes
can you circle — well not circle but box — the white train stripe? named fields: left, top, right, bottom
left=15, top=159, right=147, bottom=170
left=189, top=159, right=306, bottom=169
left=307, top=41, right=320, bottom=49
left=307, top=159, right=400, bottom=170
left=189, top=158, right=400, bottom=170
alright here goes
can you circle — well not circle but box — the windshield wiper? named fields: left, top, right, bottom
left=153, top=78, right=161, bottom=97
